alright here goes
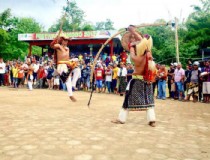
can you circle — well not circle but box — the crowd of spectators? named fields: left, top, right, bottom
left=0, top=54, right=209, bottom=103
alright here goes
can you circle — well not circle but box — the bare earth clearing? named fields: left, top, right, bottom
left=0, top=87, right=210, bottom=160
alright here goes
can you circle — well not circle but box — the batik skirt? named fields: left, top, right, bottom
left=122, top=79, right=155, bottom=111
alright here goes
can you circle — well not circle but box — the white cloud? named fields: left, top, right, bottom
left=0, top=0, right=201, bottom=31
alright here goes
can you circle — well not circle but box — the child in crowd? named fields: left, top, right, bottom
left=171, top=79, right=176, bottom=99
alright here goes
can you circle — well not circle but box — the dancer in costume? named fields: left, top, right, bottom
left=50, top=31, right=77, bottom=102
left=112, top=25, right=157, bottom=127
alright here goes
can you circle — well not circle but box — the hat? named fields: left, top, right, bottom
left=56, top=30, right=70, bottom=40
left=121, top=31, right=141, bottom=52
left=173, top=62, right=178, bottom=66
left=121, top=32, right=153, bottom=56
left=193, top=61, right=199, bottom=66
left=170, top=63, right=174, bottom=66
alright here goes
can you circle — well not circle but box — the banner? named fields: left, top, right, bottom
left=18, top=30, right=121, bottom=41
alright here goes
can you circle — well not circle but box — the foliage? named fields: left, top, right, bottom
left=0, top=9, right=42, bottom=60
left=0, top=0, right=209, bottom=64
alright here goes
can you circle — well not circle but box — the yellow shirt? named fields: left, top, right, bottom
left=79, top=55, right=83, bottom=61
left=12, top=67, right=19, bottom=78
left=112, top=67, right=119, bottom=79
left=112, top=55, right=117, bottom=62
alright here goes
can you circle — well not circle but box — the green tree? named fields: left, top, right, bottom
left=184, top=0, right=210, bottom=56
left=0, top=9, right=42, bottom=60
left=48, top=0, right=85, bottom=32
left=95, top=19, right=115, bottom=30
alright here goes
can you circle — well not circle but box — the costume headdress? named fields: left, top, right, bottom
left=121, top=32, right=153, bottom=56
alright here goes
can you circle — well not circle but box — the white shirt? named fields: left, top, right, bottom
left=118, top=67, right=127, bottom=77
left=174, top=68, right=185, bottom=82
left=0, top=62, right=6, bottom=74
left=32, top=64, right=39, bottom=73
left=105, top=69, right=112, bottom=82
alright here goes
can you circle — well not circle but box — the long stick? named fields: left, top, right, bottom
left=87, top=22, right=171, bottom=107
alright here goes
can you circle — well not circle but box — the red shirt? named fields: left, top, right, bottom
left=38, top=68, right=46, bottom=79
left=120, top=52, right=127, bottom=63
left=95, top=68, right=104, bottom=80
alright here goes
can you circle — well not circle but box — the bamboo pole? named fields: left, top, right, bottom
left=87, top=21, right=171, bottom=106
left=175, top=17, right=180, bottom=63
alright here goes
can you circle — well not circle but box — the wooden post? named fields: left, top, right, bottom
left=175, top=17, right=179, bottom=63
left=109, top=40, right=114, bottom=57
left=28, top=44, right=32, bottom=57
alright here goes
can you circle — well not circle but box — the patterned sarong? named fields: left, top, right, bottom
left=187, top=82, right=199, bottom=96
left=118, top=76, right=127, bottom=93
left=122, top=79, right=154, bottom=111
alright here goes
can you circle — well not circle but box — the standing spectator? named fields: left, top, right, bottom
left=4, top=61, right=10, bottom=86
left=81, top=64, right=89, bottom=91
left=112, top=54, right=117, bottom=63
left=112, top=63, right=119, bottom=94
left=0, top=57, right=6, bottom=86
left=201, top=60, right=210, bottom=103
left=105, top=64, right=112, bottom=93
left=9, top=61, right=14, bottom=86
left=117, top=62, right=127, bottom=96
left=167, top=63, right=175, bottom=98
left=126, top=63, right=134, bottom=83
left=78, top=54, right=83, bottom=61
left=170, top=79, right=176, bottom=99
left=174, top=62, right=185, bottom=101
left=12, top=63, right=19, bottom=88
left=18, top=65, right=25, bottom=88
left=157, top=65, right=168, bottom=100
left=46, top=63, right=54, bottom=89
left=184, top=64, right=192, bottom=96
left=72, top=59, right=81, bottom=91
left=37, top=65, right=46, bottom=89
left=184, top=61, right=201, bottom=102
left=26, top=63, right=34, bottom=91
left=53, top=75, right=60, bottom=90
left=32, top=60, right=39, bottom=85
left=152, top=64, right=160, bottom=97
left=95, top=64, right=104, bottom=93
left=120, top=50, right=127, bottom=64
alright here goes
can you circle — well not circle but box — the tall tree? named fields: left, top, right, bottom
left=48, top=0, right=85, bottom=32
left=0, top=9, right=42, bottom=60
left=95, top=19, right=115, bottom=30
left=184, top=0, right=210, bottom=53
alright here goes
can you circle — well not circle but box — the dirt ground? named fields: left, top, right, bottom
left=0, top=87, right=210, bottom=160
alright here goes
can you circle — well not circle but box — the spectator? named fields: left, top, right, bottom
left=201, top=60, right=210, bottom=103
left=26, top=63, right=34, bottom=91
left=184, top=64, right=193, bottom=96
left=112, top=63, right=119, bottom=94
left=18, top=65, right=25, bottom=88
left=12, top=63, right=19, bottom=88
left=126, top=63, right=134, bottom=83
left=174, top=62, right=185, bottom=101
left=37, top=65, right=46, bottom=89
left=171, top=79, right=176, bottom=99
left=117, top=62, right=127, bottom=96
left=95, top=64, right=104, bottom=93
left=0, top=57, right=6, bottom=86
left=46, top=63, right=54, bottom=89
left=157, top=65, right=167, bottom=100
left=105, top=64, right=112, bottom=93
left=81, top=64, right=89, bottom=91
left=167, top=63, right=175, bottom=98
left=184, top=61, right=201, bottom=102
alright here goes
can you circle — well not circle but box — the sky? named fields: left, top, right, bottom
left=0, top=0, right=201, bottom=31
